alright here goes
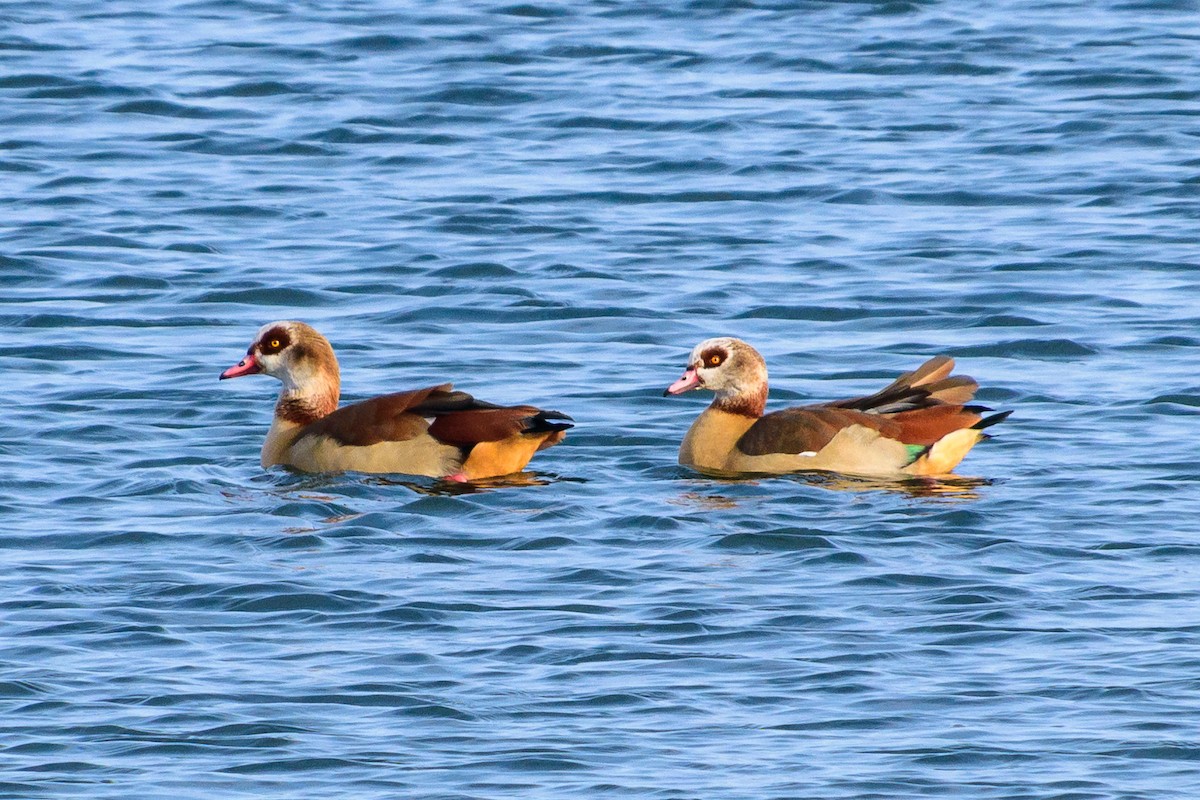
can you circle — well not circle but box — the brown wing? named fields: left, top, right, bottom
left=735, top=355, right=1000, bottom=459
left=428, top=406, right=573, bottom=446
left=297, top=383, right=454, bottom=447
left=736, top=402, right=985, bottom=457
left=736, top=407, right=896, bottom=456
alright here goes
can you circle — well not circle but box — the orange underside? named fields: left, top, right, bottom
left=460, top=433, right=560, bottom=480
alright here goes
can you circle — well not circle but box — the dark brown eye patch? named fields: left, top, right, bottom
left=257, top=327, right=291, bottom=355
left=699, top=347, right=726, bottom=367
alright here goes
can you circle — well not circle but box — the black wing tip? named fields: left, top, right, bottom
left=523, top=409, right=575, bottom=434
left=973, top=409, right=1013, bottom=431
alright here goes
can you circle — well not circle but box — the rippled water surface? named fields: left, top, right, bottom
left=4, top=1, right=1200, bottom=797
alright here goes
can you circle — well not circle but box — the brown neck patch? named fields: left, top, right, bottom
left=276, top=391, right=337, bottom=426
left=714, top=385, right=767, bottom=418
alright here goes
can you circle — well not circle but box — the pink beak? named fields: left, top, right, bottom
left=664, top=366, right=702, bottom=396
left=220, top=352, right=260, bottom=380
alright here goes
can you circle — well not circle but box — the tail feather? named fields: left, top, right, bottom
left=907, top=355, right=956, bottom=387
left=879, top=356, right=954, bottom=394
left=833, top=356, right=978, bottom=414
left=925, top=375, right=978, bottom=405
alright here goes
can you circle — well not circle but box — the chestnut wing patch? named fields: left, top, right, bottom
left=883, top=405, right=985, bottom=446
left=297, top=383, right=454, bottom=447
left=429, top=407, right=573, bottom=446
left=413, top=390, right=572, bottom=447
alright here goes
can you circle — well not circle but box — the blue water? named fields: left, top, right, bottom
left=4, top=0, right=1200, bottom=797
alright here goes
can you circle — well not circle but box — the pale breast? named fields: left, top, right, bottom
left=678, top=408, right=757, bottom=472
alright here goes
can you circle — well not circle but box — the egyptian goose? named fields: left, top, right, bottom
left=219, top=321, right=572, bottom=481
left=664, top=338, right=1010, bottom=477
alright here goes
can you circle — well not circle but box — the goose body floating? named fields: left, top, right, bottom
left=220, top=321, right=572, bottom=481
left=665, top=338, right=1009, bottom=477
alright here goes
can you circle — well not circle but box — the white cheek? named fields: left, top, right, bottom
left=257, top=352, right=285, bottom=375
left=698, top=367, right=722, bottom=388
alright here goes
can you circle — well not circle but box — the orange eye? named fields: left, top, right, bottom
left=709, top=354, right=721, bottom=366
left=270, top=339, right=281, bottom=348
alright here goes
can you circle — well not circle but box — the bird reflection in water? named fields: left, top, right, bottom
left=675, top=469, right=993, bottom=507
left=800, top=471, right=992, bottom=500
left=370, top=470, right=576, bottom=496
